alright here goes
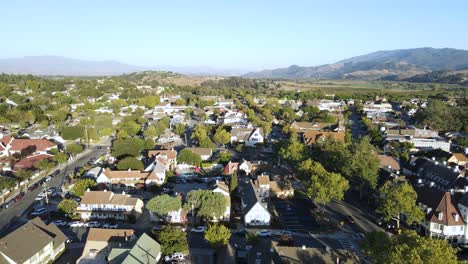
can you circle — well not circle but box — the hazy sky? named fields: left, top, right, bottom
left=1, top=0, right=467, bottom=70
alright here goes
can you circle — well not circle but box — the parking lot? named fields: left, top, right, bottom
left=272, top=199, right=319, bottom=233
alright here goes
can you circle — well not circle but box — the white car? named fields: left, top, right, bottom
left=191, top=226, right=207, bottom=233
left=103, top=223, right=119, bottom=229
left=256, top=230, right=271, bottom=237
left=31, top=208, right=47, bottom=216
left=85, top=221, right=100, bottom=228
left=69, top=221, right=84, bottom=227
left=53, top=220, right=68, bottom=226
left=44, top=175, right=52, bottom=182
left=164, top=252, right=185, bottom=262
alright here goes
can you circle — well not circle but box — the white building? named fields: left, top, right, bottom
left=230, top=128, right=264, bottom=147
left=242, top=181, right=270, bottom=226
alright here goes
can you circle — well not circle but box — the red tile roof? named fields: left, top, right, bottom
left=13, top=154, right=54, bottom=171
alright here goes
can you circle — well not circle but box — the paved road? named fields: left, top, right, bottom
left=0, top=145, right=108, bottom=236
left=325, top=199, right=382, bottom=234
left=348, top=107, right=366, bottom=141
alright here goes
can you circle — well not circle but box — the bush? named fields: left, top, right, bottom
left=61, top=126, right=85, bottom=140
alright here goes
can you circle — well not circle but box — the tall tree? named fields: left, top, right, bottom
left=116, top=157, right=144, bottom=170
left=157, top=226, right=188, bottom=255
left=146, top=194, right=182, bottom=216
left=72, top=179, right=97, bottom=197
left=279, top=134, right=305, bottom=163
left=213, top=127, right=231, bottom=146
left=230, top=170, right=238, bottom=193
left=205, top=224, right=231, bottom=249
left=112, top=137, right=144, bottom=158
left=347, top=137, right=380, bottom=198
left=186, top=190, right=227, bottom=220
left=58, top=199, right=78, bottom=217
left=177, top=149, right=202, bottom=165
left=362, top=231, right=457, bottom=264
left=377, top=181, right=424, bottom=228
left=299, top=159, right=349, bottom=208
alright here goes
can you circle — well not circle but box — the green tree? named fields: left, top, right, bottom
left=174, top=123, right=186, bottom=136
left=72, top=179, right=97, bottom=197
left=53, top=152, right=68, bottom=164
left=186, top=190, right=227, bottom=220
left=205, top=224, right=231, bottom=249
left=146, top=194, right=182, bottom=216
left=218, top=152, right=231, bottom=164
left=157, top=226, right=188, bottom=255
left=112, top=137, right=144, bottom=158
left=14, top=169, right=34, bottom=182
left=138, top=95, right=161, bottom=108
left=279, top=134, right=305, bottom=163
left=61, top=126, right=85, bottom=140
left=377, top=181, right=424, bottom=228
left=35, top=159, right=55, bottom=173
left=66, top=143, right=84, bottom=156
left=362, top=231, right=457, bottom=264
left=0, top=177, right=16, bottom=192
left=299, top=159, right=349, bottom=208
left=177, top=149, right=202, bottom=165
left=346, top=137, right=380, bottom=199
left=116, top=157, right=144, bottom=170
left=58, top=199, right=77, bottom=217
left=213, top=127, right=231, bottom=146
left=230, top=170, right=238, bottom=193
left=143, top=126, right=158, bottom=138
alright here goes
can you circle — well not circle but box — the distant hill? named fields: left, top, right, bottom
left=0, top=56, right=247, bottom=76
left=244, top=48, right=468, bottom=81
left=0, top=56, right=146, bottom=76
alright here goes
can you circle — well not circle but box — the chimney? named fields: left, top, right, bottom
left=86, top=188, right=90, bottom=192
left=455, top=213, right=460, bottom=222
left=443, top=161, right=447, bottom=165
left=438, top=212, right=443, bottom=221
left=432, top=157, right=436, bottom=161
left=429, top=182, right=435, bottom=187
left=104, top=189, right=107, bottom=192
left=427, top=207, right=432, bottom=214
left=122, top=191, right=126, bottom=195
left=128, top=168, right=131, bottom=172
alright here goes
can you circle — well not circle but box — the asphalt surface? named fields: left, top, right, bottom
left=348, top=107, right=367, bottom=141
left=0, top=145, right=108, bottom=236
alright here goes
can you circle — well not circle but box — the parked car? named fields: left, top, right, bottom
left=28, top=183, right=39, bottom=191
left=52, top=169, right=61, bottom=176
left=15, top=192, right=24, bottom=201
left=191, top=226, right=207, bottom=233
left=44, top=175, right=52, bottom=182
left=103, top=223, right=119, bottom=229
left=69, top=221, right=84, bottom=227
left=164, top=252, right=185, bottom=262
left=85, top=221, right=100, bottom=228
left=31, top=208, right=47, bottom=216
left=53, top=220, right=68, bottom=226
left=74, top=197, right=81, bottom=203
left=256, top=230, right=272, bottom=237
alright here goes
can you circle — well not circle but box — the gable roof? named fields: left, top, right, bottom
left=256, top=175, right=270, bottom=186
left=12, top=153, right=54, bottom=171
left=376, top=155, right=401, bottom=171
left=0, top=137, right=56, bottom=152
left=415, top=158, right=462, bottom=189
left=242, top=181, right=269, bottom=215
left=415, top=186, right=464, bottom=226
left=211, top=181, right=230, bottom=194
left=0, top=218, right=67, bottom=263
left=108, top=233, right=161, bottom=264
left=81, top=191, right=139, bottom=206
left=450, top=153, right=468, bottom=163
left=230, top=127, right=262, bottom=142
left=303, top=130, right=345, bottom=145
left=290, top=121, right=335, bottom=132
left=147, top=149, right=177, bottom=160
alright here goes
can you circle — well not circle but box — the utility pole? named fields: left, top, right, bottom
left=85, top=125, right=89, bottom=150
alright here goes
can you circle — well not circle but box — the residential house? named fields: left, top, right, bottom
left=211, top=181, right=231, bottom=221
left=376, top=154, right=401, bottom=172
left=255, top=175, right=270, bottom=198
left=187, top=147, right=212, bottom=161
left=0, top=136, right=57, bottom=157
left=269, top=181, right=294, bottom=199
left=230, top=128, right=264, bottom=147
left=384, top=126, right=450, bottom=152
left=78, top=228, right=136, bottom=264
left=12, top=153, right=54, bottom=172
left=224, top=161, right=239, bottom=176
left=156, top=129, right=182, bottom=144
left=77, top=190, right=144, bottom=221
left=96, top=168, right=164, bottom=189
left=448, top=153, right=468, bottom=167
left=241, top=180, right=271, bottom=226
left=415, top=185, right=465, bottom=243
left=406, top=157, right=466, bottom=192
left=224, top=160, right=257, bottom=176
left=147, top=149, right=177, bottom=169
left=107, top=233, right=162, bottom=264
left=0, top=218, right=67, bottom=264
left=290, top=121, right=336, bottom=133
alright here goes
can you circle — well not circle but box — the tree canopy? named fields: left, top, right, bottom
left=157, top=226, right=188, bottom=255
left=146, top=194, right=182, bottom=216
left=361, top=231, right=458, bottom=264
left=116, top=157, right=144, bottom=170
left=377, top=181, right=424, bottom=226
left=186, top=190, right=227, bottom=220
left=112, top=137, right=144, bottom=158
left=177, top=149, right=202, bottom=165
left=58, top=199, right=77, bottom=217
left=72, top=178, right=97, bottom=197
left=205, top=224, right=231, bottom=249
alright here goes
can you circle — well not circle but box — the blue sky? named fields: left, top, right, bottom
left=1, top=0, right=467, bottom=70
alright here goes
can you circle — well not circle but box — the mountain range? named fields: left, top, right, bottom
left=244, top=48, right=468, bottom=81
left=0, top=56, right=245, bottom=76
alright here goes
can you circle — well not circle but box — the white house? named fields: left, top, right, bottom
left=230, top=128, right=264, bottom=147
left=242, top=181, right=270, bottom=226
left=416, top=186, right=465, bottom=244
left=77, top=190, right=144, bottom=221
left=187, top=147, right=212, bottom=161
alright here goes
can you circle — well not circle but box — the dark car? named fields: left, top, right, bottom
left=345, top=215, right=354, bottom=224
left=52, top=169, right=61, bottom=176
left=28, top=183, right=39, bottom=191
left=234, top=229, right=247, bottom=237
